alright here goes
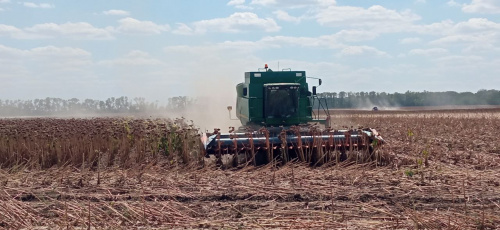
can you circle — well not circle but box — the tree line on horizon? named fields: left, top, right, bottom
left=315, top=89, right=500, bottom=109
left=0, top=90, right=499, bottom=116
left=0, top=96, right=195, bottom=116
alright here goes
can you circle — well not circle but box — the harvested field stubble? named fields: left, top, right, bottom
left=0, top=110, right=499, bottom=229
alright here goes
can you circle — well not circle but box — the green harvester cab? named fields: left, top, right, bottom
left=235, top=66, right=324, bottom=128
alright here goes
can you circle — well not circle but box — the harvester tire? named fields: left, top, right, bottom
left=254, top=150, right=269, bottom=166
left=340, top=151, right=347, bottom=162
left=231, top=154, right=239, bottom=168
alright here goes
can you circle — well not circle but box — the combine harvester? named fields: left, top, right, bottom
left=204, top=65, right=384, bottom=167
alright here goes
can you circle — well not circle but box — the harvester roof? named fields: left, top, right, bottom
left=244, top=70, right=307, bottom=85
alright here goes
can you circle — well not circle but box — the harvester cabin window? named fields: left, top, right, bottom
left=243, top=87, right=248, bottom=96
left=264, top=85, right=299, bottom=119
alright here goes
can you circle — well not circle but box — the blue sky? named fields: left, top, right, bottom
left=1, top=0, right=499, bottom=103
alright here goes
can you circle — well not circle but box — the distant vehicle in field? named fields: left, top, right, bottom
left=372, top=106, right=379, bottom=111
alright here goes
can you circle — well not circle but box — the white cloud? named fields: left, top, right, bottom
left=400, top=37, right=421, bottom=44
left=216, top=30, right=375, bottom=51
left=259, top=35, right=331, bottom=48
left=235, top=5, right=253, bottom=10
left=115, top=17, right=170, bottom=34
left=40, top=3, right=52, bottom=8
left=462, top=0, right=500, bottom=14
left=0, top=24, right=23, bottom=38
left=410, top=18, right=500, bottom=55
left=257, top=30, right=375, bottom=47
left=227, top=0, right=245, bottom=5
left=447, top=0, right=462, bottom=7
left=0, top=44, right=27, bottom=59
left=0, top=45, right=92, bottom=75
left=273, top=10, right=301, bottom=23
left=238, top=1, right=340, bottom=27
left=335, top=30, right=378, bottom=42
left=0, top=0, right=7, bottom=10
left=251, top=0, right=335, bottom=8
left=255, top=32, right=375, bottom=49
left=172, top=23, right=194, bottom=35
left=250, top=0, right=275, bottom=5
left=22, top=2, right=36, bottom=7
left=168, top=35, right=334, bottom=52
left=163, top=41, right=276, bottom=59
left=454, top=17, right=500, bottom=32
left=99, top=50, right=162, bottom=66
left=316, top=5, right=421, bottom=33
left=30, top=46, right=91, bottom=58
left=22, top=2, right=54, bottom=8
left=428, top=18, right=500, bottom=45
left=228, top=0, right=253, bottom=9
left=192, top=12, right=280, bottom=33
left=462, top=43, right=500, bottom=53
left=223, top=40, right=279, bottom=51
left=431, top=34, right=486, bottom=44
left=409, top=48, right=448, bottom=56
left=103, top=9, right=130, bottom=16
left=339, top=46, right=390, bottom=57
left=412, top=19, right=455, bottom=35
left=435, top=55, right=484, bottom=66
left=172, top=29, right=375, bottom=52
left=1, top=18, right=175, bottom=39
left=25, top=22, right=114, bottom=40
left=2, top=23, right=112, bottom=40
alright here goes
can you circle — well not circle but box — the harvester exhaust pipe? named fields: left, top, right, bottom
left=227, top=106, right=238, bottom=120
